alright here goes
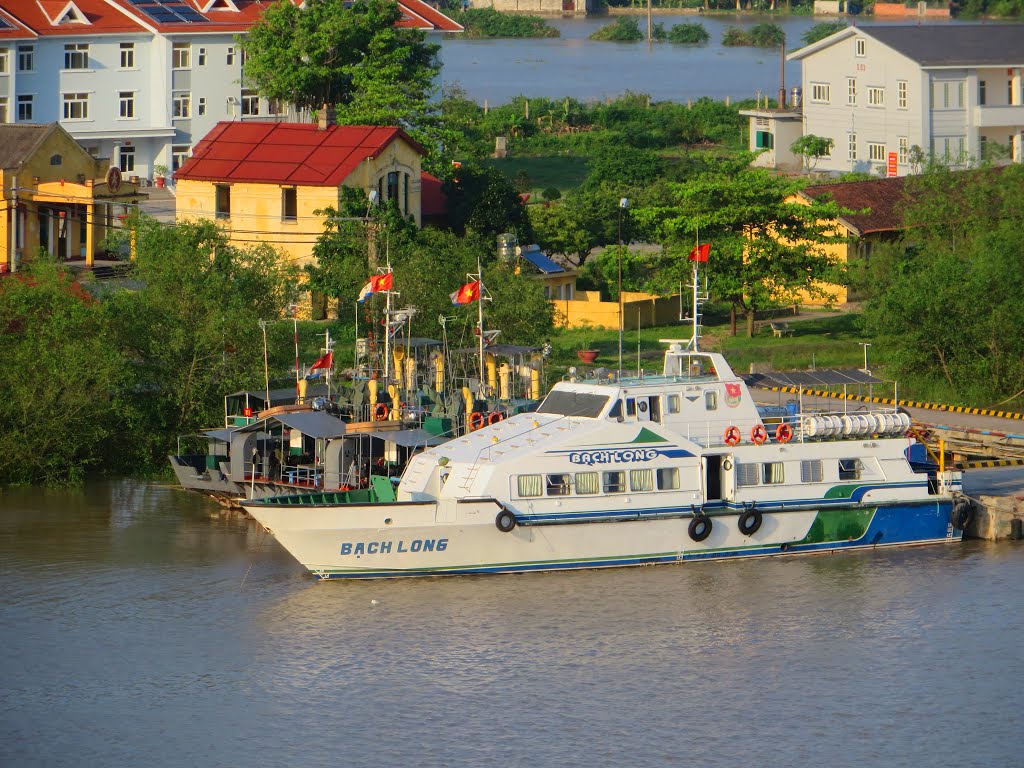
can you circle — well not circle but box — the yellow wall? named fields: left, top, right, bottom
left=785, top=192, right=851, bottom=305
left=552, top=290, right=683, bottom=330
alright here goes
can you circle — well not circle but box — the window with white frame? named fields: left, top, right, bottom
left=856, top=38, right=865, bottom=56
left=172, top=43, right=191, bottom=69
left=17, top=45, right=33, bottom=72
left=120, top=42, right=134, bottom=68
left=847, top=78, right=857, bottom=105
left=118, top=91, right=134, bottom=118
left=172, top=91, right=191, bottom=119
left=197, top=47, right=206, bottom=66
left=868, top=142, right=886, bottom=161
left=226, top=46, right=235, bottom=65
left=0, top=97, right=7, bottom=123
left=811, top=83, right=830, bottom=103
left=62, top=92, right=89, bottom=120
left=868, top=87, right=884, bottom=106
left=17, top=94, right=32, bottom=121
left=197, top=96, right=206, bottom=116
left=63, top=43, right=89, bottom=69
left=848, top=133, right=857, bottom=161
left=118, top=146, right=135, bottom=173
left=800, top=460, right=822, bottom=483
left=933, top=80, right=964, bottom=109
left=898, top=80, right=907, bottom=109
left=241, top=89, right=259, bottom=116
left=172, top=145, right=190, bottom=171
left=898, top=136, right=909, bottom=164
left=0, top=49, right=8, bottom=74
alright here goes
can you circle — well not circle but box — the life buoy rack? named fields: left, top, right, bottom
left=469, top=411, right=485, bottom=431
left=373, top=402, right=389, bottom=421
left=495, top=507, right=517, bottom=532
left=724, top=426, right=741, bottom=446
left=688, top=512, right=712, bottom=542
left=488, top=411, right=504, bottom=425
left=738, top=508, right=763, bottom=536
left=775, top=423, right=793, bottom=444
left=751, top=424, right=768, bottom=445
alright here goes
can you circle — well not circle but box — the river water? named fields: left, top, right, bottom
left=436, top=15, right=958, bottom=105
left=2, top=479, right=1022, bottom=766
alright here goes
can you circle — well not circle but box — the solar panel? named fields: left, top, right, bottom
left=166, top=5, right=207, bottom=21
left=129, top=0, right=211, bottom=23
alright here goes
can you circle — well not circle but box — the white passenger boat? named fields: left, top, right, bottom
left=242, top=343, right=971, bottom=579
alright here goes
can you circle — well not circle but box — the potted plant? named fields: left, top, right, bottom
left=575, top=321, right=599, bottom=364
left=153, top=164, right=169, bottom=189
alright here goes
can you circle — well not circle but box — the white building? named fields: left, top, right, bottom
left=0, top=0, right=460, bottom=183
left=785, top=24, right=1024, bottom=176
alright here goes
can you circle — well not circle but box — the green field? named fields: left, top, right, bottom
left=484, top=156, right=591, bottom=196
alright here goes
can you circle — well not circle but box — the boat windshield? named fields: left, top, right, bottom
left=536, top=391, right=610, bottom=419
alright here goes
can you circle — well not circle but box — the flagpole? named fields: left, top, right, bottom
left=690, top=224, right=700, bottom=352
left=384, top=267, right=391, bottom=384
left=354, top=300, right=359, bottom=376
left=292, top=304, right=299, bottom=400
left=477, top=258, right=485, bottom=392
left=325, top=329, right=332, bottom=400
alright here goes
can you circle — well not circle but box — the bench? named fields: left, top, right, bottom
left=770, top=322, right=794, bottom=338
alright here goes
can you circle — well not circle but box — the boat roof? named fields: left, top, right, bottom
left=744, top=369, right=887, bottom=388
left=454, top=344, right=541, bottom=357
left=237, top=410, right=347, bottom=439
left=364, top=429, right=448, bottom=448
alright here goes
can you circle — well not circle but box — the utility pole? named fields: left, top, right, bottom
left=617, top=197, right=629, bottom=374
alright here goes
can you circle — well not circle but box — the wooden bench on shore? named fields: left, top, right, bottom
left=770, top=322, right=794, bottom=338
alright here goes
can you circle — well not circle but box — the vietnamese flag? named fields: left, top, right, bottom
left=310, top=351, right=333, bottom=371
left=688, top=243, right=710, bottom=263
left=451, top=280, right=481, bottom=305
left=372, top=272, right=394, bottom=292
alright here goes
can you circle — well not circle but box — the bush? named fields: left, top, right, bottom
left=722, top=23, right=785, bottom=48
left=801, top=21, right=846, bottom=45
left=667, top=23, right=709, bottom=44
left=456, top=8, right=560, bottom=38
left=589, top=17, right=644, bottom=42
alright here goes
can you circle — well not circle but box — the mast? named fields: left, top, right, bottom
left=477, top=257, right=485, bottom=389
left=383, top=273, right=391, bottom=383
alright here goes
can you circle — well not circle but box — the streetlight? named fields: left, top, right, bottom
left=617, top=197, right=629, bottom=374
left=859, top=342, right=871, bottom=375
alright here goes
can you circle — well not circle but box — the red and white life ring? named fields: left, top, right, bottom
left=373, top=402, right=389, bottom=421
left=469, top=411, right=485, bottom=431
left=488, top=411, right=504, bottom=425
left=724, top=426, right=741, bottom=446
left=751, top=424, right=768, bottom=445
left=775, top=423, right=793, bottom=444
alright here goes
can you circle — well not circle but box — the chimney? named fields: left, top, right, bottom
left=778, top=40, right=787, bottom=108
left=318, top=103, right=336, bottom=130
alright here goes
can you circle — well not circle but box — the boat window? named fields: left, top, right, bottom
left=603, top=471, right=625, bottom=494
left=667, top=395, right=681, bottom=414
left=537, top=390, right=610, bottom=419
left=705, top=391, right=718, bottom=411
left=736, top=463, right=759, bottom=487
left=657, top=467, right=680, bottom=490
left=625, top=399, right=636, bottom=417
left=630, top=469, right=654, bottom=492
left=608, top=400, right=623, bottom=421
left=801, top=460, right=822, bottom=483
left=517, top=474, right=542, bottom=498
left=838, top=459, right=862, bottom=481
left=575, top=472, right=599, bottom=494
left=546, top=474, right=571, bottom=496
left=762, top=462, right=785, bottom=484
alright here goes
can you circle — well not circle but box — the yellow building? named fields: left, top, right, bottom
left=1, top=124, right=143, bottom=273
left=173, top=119, right=427, bottom=269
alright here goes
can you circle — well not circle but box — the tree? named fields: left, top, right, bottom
left=791, top=134, right=835, bottom=172
left=528, top=186, right=630, bottom=268
left=0, top=258, right=125, bottom=484
left=800, top=21, right=846, bottom=46
left=442, top=163, right=532, bottom=243
left=634, top=155, right=847, bottom=336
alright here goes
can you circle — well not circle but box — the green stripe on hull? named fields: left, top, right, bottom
left=824, top=484, right=861, bottom=500
left=794, top=507, right=875, bottom=545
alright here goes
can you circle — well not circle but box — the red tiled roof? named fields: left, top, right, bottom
left=174, top=121, right=424, bottom=186
left=1, top=0, right=146, bottom=36
left=799, top=176, right=910, bottom=236
left=419, top=172, right=447, bottom=218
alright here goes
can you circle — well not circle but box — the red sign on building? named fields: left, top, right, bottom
left=887, top=152, right=898, bottom=177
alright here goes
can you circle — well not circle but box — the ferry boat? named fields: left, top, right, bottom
left=242, top=352, right=971, bottom=579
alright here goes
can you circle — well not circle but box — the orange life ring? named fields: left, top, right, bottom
left=751, top=424, right=768, bottom=445
left=374, top=402, right=389, bottom=421
left=469, top=411, right=485, bottom=431
left=775, top=423, right=793, bottom=444
left=724, top=426, right=741, bottom=446
left=488, top=411, right=504, bottom=425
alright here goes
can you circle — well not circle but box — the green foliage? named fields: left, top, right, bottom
left=666, top=23, right=710, bottom=44
left=484, top=263, right=556, bottom=344
left=0, top=258, right=125, bottom=484
left=956, top=0, right=1024, bottom=17
left=801, top=21, right=847, bottom=45
left=455, top=8, right=560, bottom=37
left=442, top=162, right=533, bottom=243
left=589, top=17, right=645, bottom=42
left=722, top=24, right=785, bottom=48
left=861, top=165, right=1024, bottom=404
left=541, top=187, right=562, bottom=202
left=529, top=185, right=633, bottom=267
left=790, top=134, right=835, bottom=171
left=583, top=145, right=665, bottom=189
left=581, top=245, right=652, bottom=299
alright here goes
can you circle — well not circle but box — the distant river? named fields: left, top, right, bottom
left=437, top=15, right=957, bottom=104
left=2, top=479, right=1022, bottom=766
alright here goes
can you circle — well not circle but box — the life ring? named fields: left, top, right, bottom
left=738, top=508, right=763, bottom=536
left=952, top=498, right=973, bottom=530
left=688, top=513, right=712, bottom=542
left=469, top=411, right=485, bottom=431
left=775, top=423, right=793, bottom=444
left=495, top=508, right=517, bottom=533
left=373, top=402, right=389, bottom=421
left=488, top=411, right=504, bottom=425
left=724, top=426, right=741, bottom=446
left=751, top=424, right=768, bottom=445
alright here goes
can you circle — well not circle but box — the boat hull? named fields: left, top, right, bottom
left=243, top=499, right=962, bottom=579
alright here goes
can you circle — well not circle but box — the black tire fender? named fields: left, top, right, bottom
left=738, top=508, right=763, bottom=536
left=952, top=498, right=973, bottom=530
left=688, top=513, right=712, bottom=542
left=495, top=507, right=517, bottom=533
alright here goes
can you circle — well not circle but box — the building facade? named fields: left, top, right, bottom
left=0, top=0, right=460, bottom=184
left=788, top=25, right=1024, bottom=176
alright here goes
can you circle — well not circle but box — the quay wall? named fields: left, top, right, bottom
left=968, top=495, right=1024, bottom=541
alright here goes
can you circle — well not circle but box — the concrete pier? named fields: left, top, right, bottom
left=965, top=495, right=1024, bottom=541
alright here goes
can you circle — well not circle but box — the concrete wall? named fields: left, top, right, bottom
left=552, top=290, right=683, bottom=330
left=873, top=2, right=950, bottom=17
left=469, top=0, right=590, bottom=14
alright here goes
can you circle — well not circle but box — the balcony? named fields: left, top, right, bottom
left=974, top=104, right=1024, bottom=128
